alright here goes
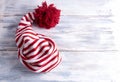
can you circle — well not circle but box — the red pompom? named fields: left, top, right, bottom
left=34, top=1, right=61, bottom=29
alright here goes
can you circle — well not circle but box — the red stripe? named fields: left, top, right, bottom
left=19, top=22, right=28, bottom=26
left=38, top=48, right=57, bottom=60
left=16, top=35, right=35, bottom=46
left=26, top=45, right=50, bottom=60
left=16, top=35, right=34, bottom=48
left=23, top=39, right=38, bottom=53
left=18, top=49, right=28, bottom=60
left=25, top=15, right=29, bottom=21
left=16, top=30, right=33, bottom=42
left=18, top=49, right=20, bottom=59
left=28, top=52, right=58, bottom=72
left=17, top=38, right=24, bottom=48
left=15, top=33, right=22, bottom=43
left=20, top=54, right=61, bottom=73
left=23, top=35, right=37, bottom=40
left=28, top=13, right=34, bottom=21
left=41, top=56, right=59, bottom=72
left=38, top=49, right=50, bottom=59
left=32, top=49, right=57, bottom=65
left=32, top=50, right=51, bottom=65
left=23, top=40, right=46, bottom=55
left=22, top=60, right=36, bottom=71
left=16, top=31, right=37, bottom=45
left=24, top=39, right=29, bottom=43
left=17, top=26, right=31, bottom=33
left=40, top=53, right=58, bottom=67
left=21, top=31, right=37, bottom=37
left=46, top=56, right=62, bottom=72
left=16, top=35, right=37, bottom=47
left=24, top=39, right=56, bottom=64
left=29, top=63, right=41, bottom=67
left=16, top=28, right=32, bottom=36
left=38, top=34, right=45, bottom=36
left=44, top=38, right=55, bottom=49
left=21, top=18, right=24, bottom=20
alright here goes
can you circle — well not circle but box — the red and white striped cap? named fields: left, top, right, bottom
left=15, top=12, right=62, bottom=73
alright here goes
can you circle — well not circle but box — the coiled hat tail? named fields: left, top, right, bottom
left=15, top=1, right=61, bottom=73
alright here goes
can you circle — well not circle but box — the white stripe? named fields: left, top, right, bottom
left=35, top=57, right=58, bottom=73
left=20, top=20, right=31, bottom=25
left=16, top=28, right=33, bottom=39
left=37, top=34, right=45, bottom=37
left=46, top=55, right=61, bottom=72
left=26, top=14, right=33, bottom=22
left=23, top=37, right=35, bottom=48
left=34, top=42, right=55, bottom=60
left=21, top=51, right=60, bottom=72
left=22, top=16, right=26, bottom=21
left=27, top=63, right=40, bottom=71
left=23, top=38, right=43, bottom=48
left=19, top=47, right=26, bottom=58
left=25, top=46, right=50, bottom=62
left=22, top=30, right=36, bottom=35
left=25, top=46, right=56, bottom=63
left=18, top=25, right=26, bottom=29
left=39, top=50, right=58, bottom=65
left=30, top=12, right=35, bottom=20
left=38, top=43, right=55, bottom=59
left=16, top=26, right=32, bottom=35
left=16, top=33, right=38, bottom=47
left=23, top=39, right=47, bottom=54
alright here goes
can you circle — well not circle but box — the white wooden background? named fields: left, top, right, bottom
left=0, top=0, right=120, bottom=82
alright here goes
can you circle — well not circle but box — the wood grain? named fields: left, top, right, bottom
left=0, top=51, right=118, bottom=82
left=0, top=0, right=118, bottom=82
left=0, top=0, right=111, bottom=15
left=0, top=15, right=115, bottom=51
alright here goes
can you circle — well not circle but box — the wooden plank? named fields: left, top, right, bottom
left=0, top=0, right=114, bottom=51
left=0, top=0, right=111, bottom=15
left=0, top=15, right=115, bottom=51
left=0, top=0, right=119, bottom=82
left=0, top=51, right=118, bottom=82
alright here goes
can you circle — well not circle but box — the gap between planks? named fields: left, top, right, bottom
left=0, top=47, right=117, bottom=52
left=0, top=14, right=112, bottom=18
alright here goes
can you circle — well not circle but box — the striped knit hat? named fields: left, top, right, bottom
left=15, top=2, right=61, bottom=73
